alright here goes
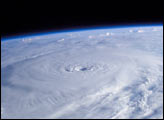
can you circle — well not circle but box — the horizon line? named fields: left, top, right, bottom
left=1, top=23, right=163, bottom=41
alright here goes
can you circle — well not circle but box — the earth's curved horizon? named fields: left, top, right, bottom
left=1, top=25, right=163, bottom=119
left=2, top=24, right=163, bottom=41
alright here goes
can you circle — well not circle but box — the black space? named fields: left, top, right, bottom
left=1, top=1, right=163, bottom=38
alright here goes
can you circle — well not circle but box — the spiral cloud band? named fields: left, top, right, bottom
left=1, top=26, right=163, bottom=119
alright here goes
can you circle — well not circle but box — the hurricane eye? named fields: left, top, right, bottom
left=80, top=67, right=88, bottom=71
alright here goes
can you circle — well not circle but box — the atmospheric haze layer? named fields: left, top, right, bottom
left=1, top=25, right=163, bottom=119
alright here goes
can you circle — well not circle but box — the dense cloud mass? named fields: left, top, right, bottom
left=1, top=26, right=163, bottom=119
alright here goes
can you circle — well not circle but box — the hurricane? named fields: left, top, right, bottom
left=1, top=25, right=163, bottom=119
